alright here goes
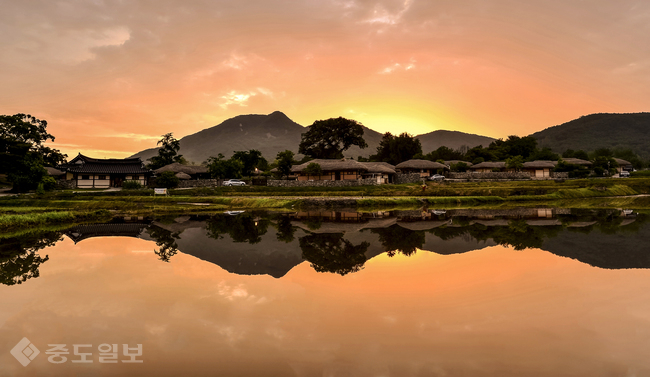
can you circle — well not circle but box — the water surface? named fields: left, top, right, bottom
left=1, top=208, right=650, bottom=376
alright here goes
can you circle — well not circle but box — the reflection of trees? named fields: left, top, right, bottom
left=206, top=213, right=270, bottom=244
left=0, top=231, right=59, bottom=285
left=299, top=233, right=369, bottom=276
left=371, top=225, right=425, bottom=256
left=146, top=227, right=180, bottom=262
left=275, top=215, right=296, bottom=243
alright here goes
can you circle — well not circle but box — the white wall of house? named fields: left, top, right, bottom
left=76, top=174, right=110, bottom=188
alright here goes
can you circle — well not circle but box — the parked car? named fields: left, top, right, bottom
left=428, top=174, right=445, bottom=181
left=619, top=171, right=630, bottom=178
left=223, top=179, right=246, bottom=186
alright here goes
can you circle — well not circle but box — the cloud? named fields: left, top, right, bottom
left=219, top=88, right=275, bottom=109
left=379, top=59, right=416, bottom=74
left=362, top=0, right=413, bottom=25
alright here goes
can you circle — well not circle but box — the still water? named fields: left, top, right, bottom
left=1, top=208, right=650, bottom=376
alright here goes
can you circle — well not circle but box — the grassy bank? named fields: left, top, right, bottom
left=0, top=210, right=112, bottom=232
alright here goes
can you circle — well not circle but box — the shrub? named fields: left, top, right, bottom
left=631, top=170, right=650, bottom=177
left=122, top=180, right=143, bottom=190
left=155, top=171, right=180, bottom=188
left=41, top=176, right=57, bottom=191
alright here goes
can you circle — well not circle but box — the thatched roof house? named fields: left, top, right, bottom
left=444, top=160, right=473, bottom=167
left=559, top=158, right=592, bottom=166
left=154, top=163, right=210, bottom=178
left=361, top=162, right=396, bottom=174
left=45, top=167, right=65, bottom=177
left=395, top=159, right=447, bottom=177
left=469, top=161, right=506, bottom=172
left=175, top=172, right=192, bottom=180
left=290, top=158, right=369, bottom=181
left=523, top=160, right=555, bottom=178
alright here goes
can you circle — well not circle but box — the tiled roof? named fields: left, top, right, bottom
left=59, top=153, right=151, bottom=174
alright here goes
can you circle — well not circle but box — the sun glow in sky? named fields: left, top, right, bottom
left=1, top=0, right=649, bottom=158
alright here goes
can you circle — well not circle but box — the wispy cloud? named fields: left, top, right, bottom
left=379, top=59, right=416, bottom=74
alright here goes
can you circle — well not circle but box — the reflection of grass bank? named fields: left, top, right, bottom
left=0, top=210, right=112, bottom=232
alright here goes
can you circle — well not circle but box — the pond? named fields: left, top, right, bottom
left=2, top=208, right=650, bottom=376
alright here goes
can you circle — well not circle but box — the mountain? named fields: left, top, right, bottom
left=129, top=111, right=495, bottom=163
left=416, top=130, right=495, bottom=153
left=530, top=113, right=650, bottom=158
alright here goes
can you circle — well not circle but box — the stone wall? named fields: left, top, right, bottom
left=394, top=173, right=423, bottom=184
left=177, top=179, right=222, bottom=188
left=448, top=172, right=532, bottom=180
left=56, top=179, right=76, bottom=189
left=267, top=178, right=378, bottom=187
left=551, top=172, right=569, bottom=179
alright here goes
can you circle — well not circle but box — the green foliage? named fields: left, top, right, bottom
left=424, top=146, right=464, bottom=161
left=303, top=162, right=322, bottom=177
left=299, top=117, right=367, bottom=159
left=489, top=135, right=538, bottom=160
left=631, top=170, right=650, bottom=177
left=554, top=159, right=590, bottom=178
left=450, top=162, right=469, bottom=172
left=206, top=153, right=244, bottom=179
left=232, top=149, right=265, bottom=177
left=562, top=149, right=589, bottom=160
left=147, top=133, right=184, bottom=170
left=592, top=156, right=618, bottom=176
left=155, top=171, right=180, bottom=188
left=372, top=132, right=422, bottom=165
left=41, top=176, right=57, bottom=191
left=275, top=150, right=295, bottom=179
left=529, top=147, right=560, bottom=161
left=465, top=146, right=495, bottom=163
left=122, top=180, right=143, bottom=190
left=505, top=155, right=524, bottom=171
left=0, top=113, right=67, bottom=192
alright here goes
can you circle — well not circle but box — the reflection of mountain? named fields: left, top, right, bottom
left=142, top=223, right=308, bottom=278
left=540, top=226, right=650, bottom=269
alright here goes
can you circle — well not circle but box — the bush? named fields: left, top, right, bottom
left=155, top=171, right=180, bottom=188
left=40, top=176, right=57, bottom=191
left=630, top=170, right=650, bottom=177
left=122, top=180, right=143, bottom=190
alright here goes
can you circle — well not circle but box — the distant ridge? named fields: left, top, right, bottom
left=129, top=111, right=496, bottom=163
left=531, top=113, right=650, bottom=158
left=417, top=130, right=495, bottom=152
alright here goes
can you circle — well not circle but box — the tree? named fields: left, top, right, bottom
left=232, top=149, right=264, bottom=177
left=505, top=156, right=524, bottom=171
left=0, top=113, right=67, bottom=192
left=147, top=133, right=184, bottom=170
left=206, top=153, right=243, bottom=179
left=299, top=233, right=369, bottom=276
left=488, top=135, right=537, bottom=160
left=372, top=132, right=422, bottom=165
left=425, top=146, right=464, bottom=162
left=155, top=171, right=180, bottom=188
left=275, top=150, right=295, bottom=179
left=299, top=117, right=367, bottom=159
left=303, top=162, right=322, bottom=177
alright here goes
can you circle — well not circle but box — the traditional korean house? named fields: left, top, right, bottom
left=291, top=158, right=369, bottom=181
left=560, top=158, right=593, bottom=167
left=58, top=153, right=152, bottom=188
left=395, top=159, right=448, bottom=178
left=613, top=158, right=633, bottom=174
left=360, top=162, right=396, bottom=184
left=154, top=162, right=211, bottom=179
left=468, top=161, right=506, bottom=173
left=522, top=160, right=555, bottom=178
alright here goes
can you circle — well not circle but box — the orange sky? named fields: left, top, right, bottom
left=1, top=0, right=649, bottom=158
left=3, top=238, right=650, bottom=375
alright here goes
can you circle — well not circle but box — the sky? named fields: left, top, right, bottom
left=1, top=0, right=649, bottom=159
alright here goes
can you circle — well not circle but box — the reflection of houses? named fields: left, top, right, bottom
left=154, top=163, right=211, bottom=180
left=523, top=160, right=555, bottom=178
left=58, top=154, right=152, bottom=188
left=290, top=211, right=397, bottom=233
left=64, top=222, right=150, bottom=243
left=395, top=159, right=448, bottom=178
left=291, top=159, right=369, bottom=181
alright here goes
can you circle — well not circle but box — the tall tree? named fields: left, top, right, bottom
left=232, top=149, right=264, bottom=177
left=373, top=132, right=422, bottom=165
left=206, top=153, right=243, bottom=179
left=299, top=117, right=367, bottom=159
left=0, top=113, right=67, bottom=192
left=275, top=150, right=295, bottom=179
left=147, top=133, right=184, bottom=170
